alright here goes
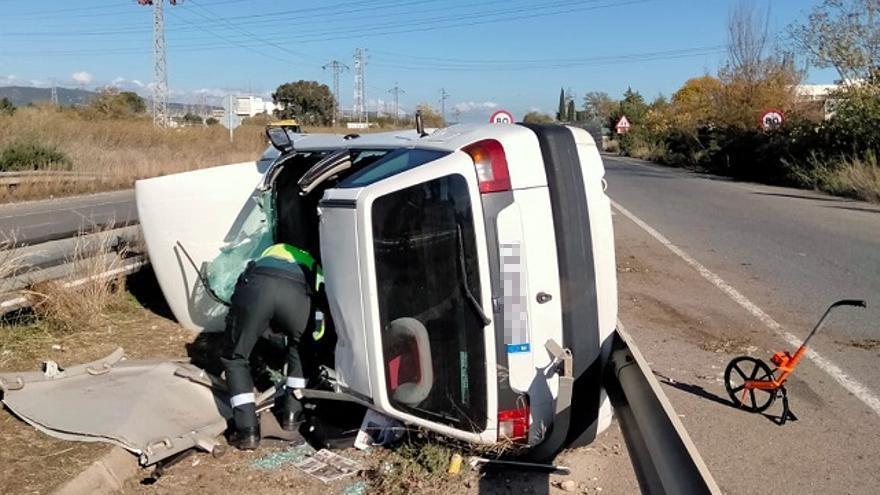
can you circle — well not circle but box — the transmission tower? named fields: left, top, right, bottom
left=138, top=0, right=178, bottom=128
left=388, top=83, right=405, bottom=126
left=323, top=60, right=348, bottom=126
left=353, top=48, right=366, bottom=123
left=50, top=80, right=59, bottom=106
left=439, top=88, right=449, bottom=123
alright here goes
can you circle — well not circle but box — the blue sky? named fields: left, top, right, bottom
left=0, top=0, right=835, bottom=121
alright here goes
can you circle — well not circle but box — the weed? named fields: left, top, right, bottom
left=28, top=231, right=129, bottom=333
left=369, top=438, right=463, bottom=495
left=0, top=141, right=70, bottom=172
left=795, top=151, right=880, bottom=203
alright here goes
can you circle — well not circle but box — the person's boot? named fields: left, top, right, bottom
left=230, top=425, right=261, bottom=450
left=230, top=403, right=260, bottom=450
left=280, top=391, right=304, bottom=432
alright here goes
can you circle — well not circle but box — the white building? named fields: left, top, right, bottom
left=795, top=84, right=839, bottom=102
left=234, top=95, right=278, bottom=117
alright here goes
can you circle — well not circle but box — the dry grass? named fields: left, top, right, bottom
left=818, top=152, right=880, bottom=203
left=0, top=105, right=267, bottom=203
left=26, top=231, right=131, bottom=333
left=796, top=151, right=880, bottom=204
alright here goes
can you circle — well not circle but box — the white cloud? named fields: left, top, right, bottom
left=72, top=71, right=93, bottom=85
left=110, top=77, right=145, bottom=89
left=452, top=101, right=498, bottom=113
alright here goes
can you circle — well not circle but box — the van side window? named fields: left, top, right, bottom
left=340, top=149, right=449, bottom=188
left=372, top=174, right=487, bottom=429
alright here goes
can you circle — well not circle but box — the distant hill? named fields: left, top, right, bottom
left=0, top=86, right=212, bottom=113
left=0, top=86, right=96, bottom=106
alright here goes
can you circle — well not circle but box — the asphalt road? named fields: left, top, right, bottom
left=606, top=155, right=880, bottom=494
left=0, top=190, right=136, bottom=246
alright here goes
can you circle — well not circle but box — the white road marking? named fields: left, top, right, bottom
left=611, top=199, right=880, bottom=417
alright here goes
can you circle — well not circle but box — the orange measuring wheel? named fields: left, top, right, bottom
left=723, top=299, right=866, bottom=424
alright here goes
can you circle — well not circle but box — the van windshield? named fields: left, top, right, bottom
left=371, top=173, right=487, bottom=429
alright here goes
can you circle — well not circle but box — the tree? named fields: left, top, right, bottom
left=272, top=80, right=335, bottom=126
left=616, top=87, right=648, bottom=125
left=716, top=0, right=801, bottom=129
left=557, top=87, right=566, bottom=121
left=0, top=97, right=15, bottom=116
left=415, top=103, right=445, bottom=127
left=522, top=111, right=554, bottom=124
left=582, top=91, right=617, bottom=124
left=566, top=99, right=576, bottom=122
left=671, top=75, right=723, bottom=130
left=88, top=89, right=146, bottom=117
left=182, top=113, right=203, bottom=125
left=205, top=117, right=219, bottom=126
left=789, top=0, right=880, bottom=85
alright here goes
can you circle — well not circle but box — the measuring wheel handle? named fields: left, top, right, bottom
left=724, top=356, right=777, bottom=413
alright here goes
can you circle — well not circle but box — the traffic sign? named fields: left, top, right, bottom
left=489, top=110, right=514, bottom=124
left=221, top=95, right=242, bottom=131
left=615, top=115, right=631, bottom=134
left=760, top=109, right=784, bottom=130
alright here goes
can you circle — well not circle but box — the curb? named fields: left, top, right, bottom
left=51, top=447, right=139, bottom=495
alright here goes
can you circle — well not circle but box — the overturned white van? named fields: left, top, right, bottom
left=136, top=123, right=613, bottom=452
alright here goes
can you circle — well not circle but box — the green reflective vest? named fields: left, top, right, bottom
left=257, top=243, right=325, bottom=341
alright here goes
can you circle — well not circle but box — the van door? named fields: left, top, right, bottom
left=336, top=150, right=498, bottom=444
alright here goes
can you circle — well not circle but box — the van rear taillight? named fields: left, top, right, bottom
left=497, top=405, right=529, bottom=441
left=463, top=139, right=511, bottom=193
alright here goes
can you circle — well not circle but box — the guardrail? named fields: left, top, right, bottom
left=0, top=171, right=103, bottom=187
left=0, top=225, right=146, bottom=315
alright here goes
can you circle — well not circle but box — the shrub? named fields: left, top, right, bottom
left=0, top=141, right=71, bottom=172
left=0, top=97, right=15, bottom=116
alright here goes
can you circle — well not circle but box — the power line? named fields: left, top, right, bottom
left=323, top=60, right=349, bottom=126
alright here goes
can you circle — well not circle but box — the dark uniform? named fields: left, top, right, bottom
left=221, top=243, right=323, bottom=450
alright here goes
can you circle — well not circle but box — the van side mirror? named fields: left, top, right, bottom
left=266, top=127, right=294, bottom=153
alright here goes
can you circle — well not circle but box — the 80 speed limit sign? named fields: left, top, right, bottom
left=760, top=109, right=784, bottom=130
left=489, top=110, right=514, bottom=124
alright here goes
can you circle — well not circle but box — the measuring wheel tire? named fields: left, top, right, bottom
left=724, top=356, right=777, bottom=413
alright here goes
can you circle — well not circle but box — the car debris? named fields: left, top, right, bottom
left=0, top=348, right=229, bottom=466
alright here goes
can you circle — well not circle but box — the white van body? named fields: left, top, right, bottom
left=136, top=124, right=616, bottom=451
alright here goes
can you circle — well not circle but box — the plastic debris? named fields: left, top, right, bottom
left=447, top=453, right=463, bottom=475
left=354, top=409, right=405, bottom=450
left=252, top=442, right=316, bottom=470
left=292, top=448, right=361, bottom=483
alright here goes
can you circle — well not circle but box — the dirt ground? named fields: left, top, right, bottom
left=0, top=268, right=640, bottom=495
left=0, top=269, right=195, bottom=495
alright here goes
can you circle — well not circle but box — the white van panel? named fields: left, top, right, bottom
left=508, top=187, right=563, bottom=444
left=569, top=128, right=618, bottom=346
left=319, top=204, right=372, bottom=398
left=136, top=161, right=264, bottom=332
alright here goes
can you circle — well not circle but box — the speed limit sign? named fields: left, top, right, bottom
left=489, top=110, right=514, bottom=124
left=760, top=109, right=784, bottom=130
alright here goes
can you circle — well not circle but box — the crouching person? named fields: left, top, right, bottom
left=221, top=243, right=323, bottom=450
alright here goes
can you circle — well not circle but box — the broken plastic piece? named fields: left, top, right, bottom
left=0, top=349, right=230, bottom=466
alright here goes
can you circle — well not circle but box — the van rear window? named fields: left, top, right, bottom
left=371, top=174, right=487, bottom=429
left=338, top=148, right=449, bottom=188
